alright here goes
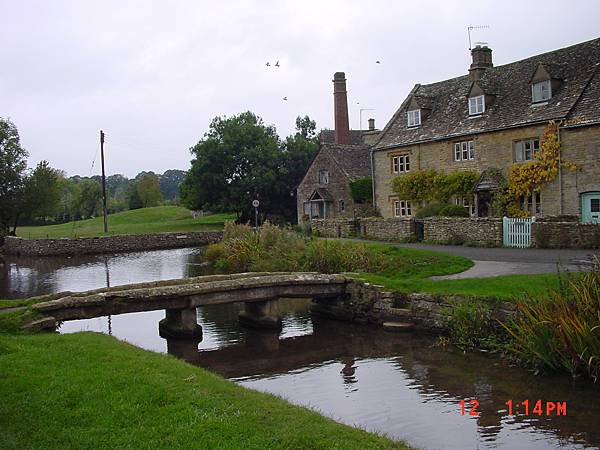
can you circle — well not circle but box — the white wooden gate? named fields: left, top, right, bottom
left=502, top=217, right=535, bottom=248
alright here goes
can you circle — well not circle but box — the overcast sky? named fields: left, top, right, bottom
left=2, top=0, right=599, bottom=178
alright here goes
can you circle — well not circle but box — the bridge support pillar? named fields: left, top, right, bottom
left=238, top=299, right=282, bottom=330
left=159, top=307, right=203, bottom=339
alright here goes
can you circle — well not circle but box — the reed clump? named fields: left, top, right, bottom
left=503, top=263, right=600, bottom=381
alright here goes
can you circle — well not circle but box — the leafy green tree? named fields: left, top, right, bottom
left=136, top=173, right=163, bottom=208
left=159, top=169, right=186, bottom=201
left=76, top=179, right=102, bottom=218
left=22, top=161, right=63, bottom=225
left=0, top=118, right=28, bottom=235
left=181, top=113, right=319, bottom=222
left=181, top=111, right=281, bottom=219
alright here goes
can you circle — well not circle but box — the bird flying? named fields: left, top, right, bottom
left=265, top=62, right=270, bottom=66
left=275, top=60, right=280, bottom=67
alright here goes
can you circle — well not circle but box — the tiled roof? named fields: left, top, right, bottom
left=375, top=38, right=600, bottom=150
left=323, top=143, right=371, bottom=181
left=320, top=130, right=365, bottom=145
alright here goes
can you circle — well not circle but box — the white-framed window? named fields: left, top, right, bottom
left=391, top=154, right=410, bottom=173
left=318, top=169, right=329, bottom=184
left=468, top=95, right=485, bottom=115
left=514, top=138, right=540, bottom=162
left=455, top=196, right=475, bottom=216
left=339, top=199, right=345, bottom=212
left=519, top=192, right=542, bottom=215
left=393, top=200, right=412, bottom=217
left=407, top=109, right=421, bottom=127
left=532, top=80, right=551, bottom=103
left=454, top=140, right=475, bottom=161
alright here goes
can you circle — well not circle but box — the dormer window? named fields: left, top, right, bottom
left=468, top=95, right=485, bottom=115
left=407, top=109, right=421, bottom=127
left=532, top=80, right=551, bottom=103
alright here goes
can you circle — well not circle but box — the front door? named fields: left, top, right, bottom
left=581, top=192, right=600, bottom=223
left=477, top=191, right=492, bottom=217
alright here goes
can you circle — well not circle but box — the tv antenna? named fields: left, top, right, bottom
left=467, top=25, right=490, bottom=50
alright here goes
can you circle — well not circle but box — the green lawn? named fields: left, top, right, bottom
left=357, top=271, right=564, bottom=300
left=0, top=332, right=408, bottom=449
left=16, top=206, right=236, bottom=238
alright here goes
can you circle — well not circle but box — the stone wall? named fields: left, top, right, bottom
left=531, top=220, right=600, bottom=249
left=423, top=217, right=503, bottom=246
left=1, top=231, right=223, bottom=256
left=358, top=217, right=415, bottom=241
left=312, top=217, right=501, bottom=246
left=311, top=219, right=359, bottom=238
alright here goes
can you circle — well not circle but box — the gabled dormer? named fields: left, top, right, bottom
left=467, top=81, right=496, bottom=116
left=530, top=63, right=564, bottom=103
left=406, top=95, right=433, bottom=128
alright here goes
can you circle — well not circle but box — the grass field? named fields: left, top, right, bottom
left=357, top=271, right=565, bottom=300
left=16, top=206, right=236, bottom=238
left=0, top=332, right=408, bottom=449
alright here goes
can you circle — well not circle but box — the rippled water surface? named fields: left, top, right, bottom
left=2, top=248, right=599, bottom=449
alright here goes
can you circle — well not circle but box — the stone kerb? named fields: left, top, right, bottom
left=1, top=231, right=223, bottom=256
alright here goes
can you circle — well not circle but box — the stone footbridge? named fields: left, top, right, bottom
left=27, top=272, right=410, bottom=337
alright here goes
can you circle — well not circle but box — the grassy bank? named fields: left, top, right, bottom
left=16, top=206, right=235, bottom=238
left=0, top=332, right=407, bottom=449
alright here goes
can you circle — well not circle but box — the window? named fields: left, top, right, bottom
left=407, top=109, right=421, bottom=127
left=393, top=200, right=412, bottom=217
left=454, top=140, right=475, bottom=161
left=391, top=154, right=410, bottom=173
left=318, top=169, right=329, bottom=184
left=532, top=80, right=551, bottom=103
left=455, top=197, right=475, bottom=216
left=592, top=198, right=600, bottom=213
left=468, top=95, right=485, bottom=115
left=514, top=138, right=540, bottom=162
left=339, top=200, right=345, bottom=212
left=518, top=192, right=541, bottom=215
left=303, top=202, right=310, bottom=216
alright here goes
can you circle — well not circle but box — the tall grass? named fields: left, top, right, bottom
left=205, top=222, right=391, bottom=274
left=503, top=264, right=600, bottom=381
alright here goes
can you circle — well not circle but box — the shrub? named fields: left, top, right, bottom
left=443, top=298, right=502, bottom=351
left=350, top=177, right=373, bottom=203
left=415, top=202, right=446, bottom=218
left=438, top=205, right=470, bottom=217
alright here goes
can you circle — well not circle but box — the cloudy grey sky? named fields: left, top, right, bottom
left=2, top=0, right=599, bottom=178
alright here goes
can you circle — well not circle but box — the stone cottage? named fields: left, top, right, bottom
left=296, top=72, right=379, bottom=222
left=372, top=37, right=600, bottom=223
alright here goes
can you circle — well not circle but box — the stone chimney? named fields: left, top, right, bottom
left=368, top=118, right=375, bottom=131
left=333, top=72, right=351, bottom=144
left=469, top=44, right=493, bottom=81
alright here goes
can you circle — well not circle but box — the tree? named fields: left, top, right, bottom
left=76, top=179, right=102, bottom=218
left=136, top=173, right=163, bottom=208
left=181, top=111, right=282, bottom=219
left=181, top=113, right=319, bottom=222
left=0, top=118, right=28, bottom=235
left=22, top=161, right=63, bottom=224
left=160, top=169, right=186, bottom=201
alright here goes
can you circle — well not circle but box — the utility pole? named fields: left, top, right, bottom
left=100, top=130, right=108, bottom=233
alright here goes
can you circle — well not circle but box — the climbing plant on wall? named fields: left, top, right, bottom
left=506, top=121, right=577, bottom=217
left=350, top=177, right=373, bottom=203
left=392, top=169, right=478, bottom=203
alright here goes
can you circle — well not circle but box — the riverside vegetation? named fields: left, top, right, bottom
left=207, top=223, right=599, bottom=381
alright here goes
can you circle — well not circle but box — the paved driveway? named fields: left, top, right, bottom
left=344, top=239, right=599, bottom=279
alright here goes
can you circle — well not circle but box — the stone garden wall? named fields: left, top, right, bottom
left=311, top=219, right=359, bottom=238
left=531, top=220, right=600, bottom=249
left=311, top=217, right=502, bottom=246
left=422, top=217, right=503, bottom=246
left=1, top=231, right=223, bottom=256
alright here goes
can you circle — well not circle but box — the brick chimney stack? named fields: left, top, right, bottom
left=333, top=72, right=351, bottom=144
left=469, top=44, right=493, bottom=81
left=368, top=118, right=375, bottom=131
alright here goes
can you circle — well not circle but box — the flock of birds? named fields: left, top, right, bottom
left=265, top=59, right=381, bottom=102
